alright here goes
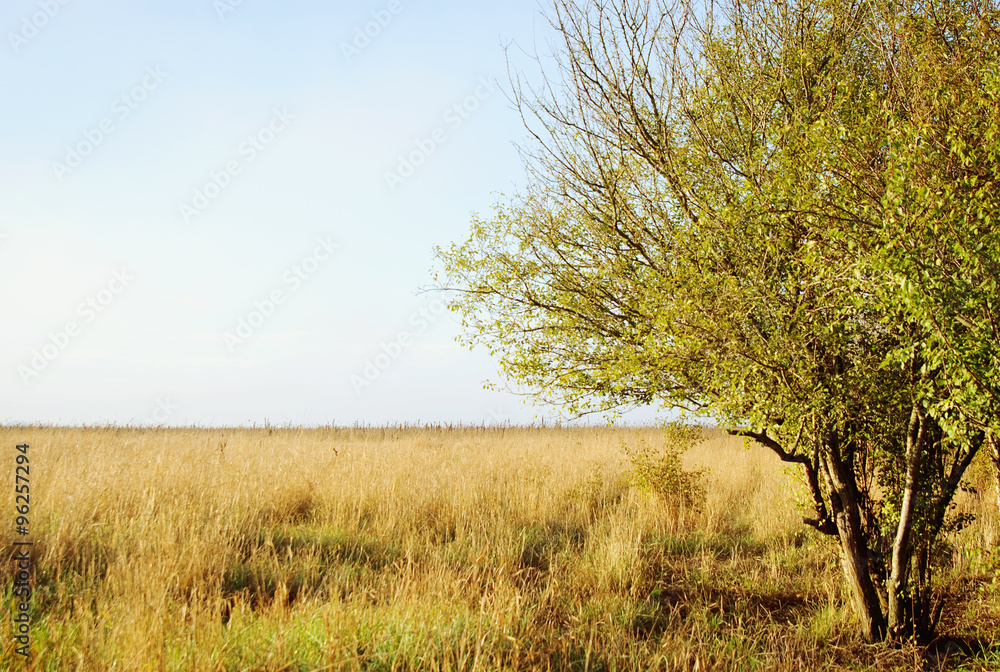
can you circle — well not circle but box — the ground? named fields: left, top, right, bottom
left=1, top=425, right=997, bottom=670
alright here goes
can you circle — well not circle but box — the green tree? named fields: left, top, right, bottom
left=873, top=0, right=1000, bottom=519
left=437, top=0, right=1000, bottom=642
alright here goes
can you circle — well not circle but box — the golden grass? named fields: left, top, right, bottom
left=1, top=425, right=997, bottom=671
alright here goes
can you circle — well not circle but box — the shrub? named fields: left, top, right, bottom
left=622, top=424, right=707, bottom=513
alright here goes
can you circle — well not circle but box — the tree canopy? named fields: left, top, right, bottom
left=437, top=0, right=1000, bottom=643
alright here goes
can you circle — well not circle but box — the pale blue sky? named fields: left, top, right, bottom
left=0, top=0, right=661, bottom=426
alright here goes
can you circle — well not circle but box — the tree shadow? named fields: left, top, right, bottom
left=630, top=583, right=814, bottom=637
left=920, top=636, right=1000, bottom=671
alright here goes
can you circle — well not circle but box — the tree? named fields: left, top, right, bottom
left=861, top=1, right=1000, bottom=637
left=437, top=0, right=999, bottom=643
left=872, top=0, right=1000, bottom=523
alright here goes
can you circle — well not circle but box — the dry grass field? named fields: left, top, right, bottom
left=1, top=425, right=998, bottom=671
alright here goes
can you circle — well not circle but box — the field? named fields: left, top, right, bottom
left=1, top=425, right=998, bottom=671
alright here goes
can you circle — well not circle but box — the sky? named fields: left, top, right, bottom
left=0, top=0, right=663, bottom=427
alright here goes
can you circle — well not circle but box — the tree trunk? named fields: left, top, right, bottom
left=823, top=446, right=887, bottom=642
left=887, top=406, right=925, bottom=638
left=990, top=435, right=1000, bottom=518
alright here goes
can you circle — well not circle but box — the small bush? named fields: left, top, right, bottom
left=622, top=423, right=707, bottom=513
